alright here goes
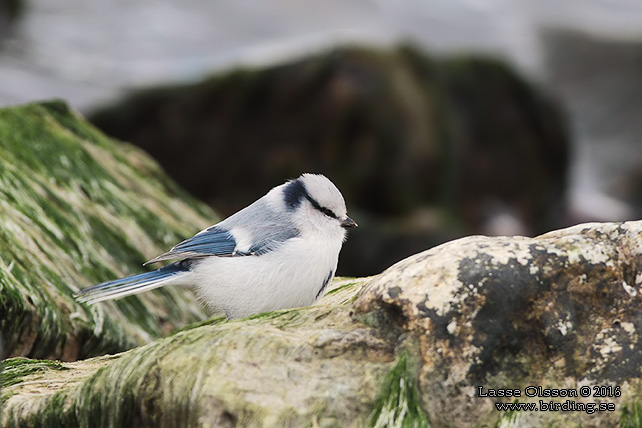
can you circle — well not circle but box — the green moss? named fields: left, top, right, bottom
left=2, top=389, right=75, bottom=428
left=324, top=281, right=357, bottom=296
left=245, top=309, right=298, bottom=321
left=2, top=298, right=396, bottom=426
left=1, top=357, right=68, bottom=389
left=621, top=402, right=642, bottom=428
left=369, top=351, right=430, bottom=428
left=20, top=329, right=224, bottom=427
left=170, top=315, right=228, bottom=335
left=493, top=400, right=521, bottom=428
left=0, top=101, right=212, bottom=360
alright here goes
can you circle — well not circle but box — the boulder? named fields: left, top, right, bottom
left=3, top=221, right=642, bottom=427
left=357, top=220, right=642, bottom=427
left=0, top=101, right=212, bottom=362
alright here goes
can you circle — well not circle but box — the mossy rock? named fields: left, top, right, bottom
left=2, top=279, right=401, bottom=427
left=0, top=101, right=212, bottom=361
left=3, top=222, right=642, bottom=427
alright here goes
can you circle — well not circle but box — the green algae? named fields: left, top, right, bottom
left=0, top=100, right=212, bottom=361
left=493, top=401, right=521, bottom=428
left=324, top=281, right=356, bottom=296
left=369, top=352, right=430, bottom=428
left=245, top=309, right=298, bottom=321
left=1, top=357, right=68, bottom=389
left=169, top=314, right=228, bottom=335
left=2, top=302, right=393, bottom=427
left=621, top=402, right=642, bottom=428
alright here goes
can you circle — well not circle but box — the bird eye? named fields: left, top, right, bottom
left=320, top=207, right=337, bottom=219
left=306, top=194, right=338, bottom=219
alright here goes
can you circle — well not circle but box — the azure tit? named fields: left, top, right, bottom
left=76, top=174, right=357, bottom=319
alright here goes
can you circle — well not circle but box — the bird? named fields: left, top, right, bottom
left=75, top=173, right=357, bottom=319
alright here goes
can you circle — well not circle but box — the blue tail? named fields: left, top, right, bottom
left=75, top=262, right=191, bottom=304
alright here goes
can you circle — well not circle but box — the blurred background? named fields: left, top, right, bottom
left=0, top=0, right=640, bottom=277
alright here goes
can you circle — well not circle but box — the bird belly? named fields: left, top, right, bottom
left=191, top=235, right=341, bottom=318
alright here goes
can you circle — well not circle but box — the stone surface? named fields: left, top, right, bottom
left=356, top=220, right=642, bottom=427
left=0, top=101, right=211, bottom=362
left=1, top=279, right=405, bottom=427
left=4, top=221, right=642, bottom=427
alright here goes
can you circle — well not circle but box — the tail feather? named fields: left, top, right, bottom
left=75, top=262, right=190, bottom=305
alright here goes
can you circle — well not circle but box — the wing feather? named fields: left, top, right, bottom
left=145, top=196, right=299, bottom=265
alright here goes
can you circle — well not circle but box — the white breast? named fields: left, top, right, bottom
left=191, top=232, right=343, bottom=318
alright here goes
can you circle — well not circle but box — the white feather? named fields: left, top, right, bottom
left=193, top=224, right=344, bottom=318
left=229, top=227, right=253, bottom=255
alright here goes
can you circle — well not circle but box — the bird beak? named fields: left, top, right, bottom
left=340, top=217, right=357, bottom=228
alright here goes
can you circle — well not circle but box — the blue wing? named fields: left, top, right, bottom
left=145, top=226, right=239, bottom=264
left=145, top=196, right=300, bottom=265
left=171, top=227, right=238, bottom=256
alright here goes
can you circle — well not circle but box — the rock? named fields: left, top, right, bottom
left=1, top=280, right=397, bottom=427
left=0, top=101, right=212, bottom=361
left=3, top=221, right=641, bottom=427
left=89, top=45, right=570, bottom=277
left=356, top=220, right=642, bottom=427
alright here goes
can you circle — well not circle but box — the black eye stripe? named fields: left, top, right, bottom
left=320, top=207, right=336, bottom=218
left=306, top=195, right=338, bottom=219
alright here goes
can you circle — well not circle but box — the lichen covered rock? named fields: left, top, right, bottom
left=356, top=221, right=642, bottom=426
left=0, top=101, right=212, bottom=361
left=3, top=222, right=642, bottom=427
